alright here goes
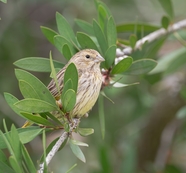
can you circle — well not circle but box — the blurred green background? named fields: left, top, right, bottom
left=1, top=0, right=186, bottom=173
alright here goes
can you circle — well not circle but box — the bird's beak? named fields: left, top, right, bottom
left=95, top=54, right=105, bottom=63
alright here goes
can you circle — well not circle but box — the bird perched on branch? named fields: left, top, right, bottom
left=48, top=49, right=105, bottom=118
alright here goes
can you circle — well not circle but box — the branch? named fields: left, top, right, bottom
left=116, top=19, right=186, bottom=57
left=38, top=118, right=80, bottom=173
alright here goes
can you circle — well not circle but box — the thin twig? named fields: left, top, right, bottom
left=38, top=118, right=80, bottom=173
left=116, top=19, right=186, bottom=58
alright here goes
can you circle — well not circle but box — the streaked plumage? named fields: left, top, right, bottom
left=47, top=49, right=104, bottom=118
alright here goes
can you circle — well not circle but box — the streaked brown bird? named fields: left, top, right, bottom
left=47, top=49, right=105, bottom=118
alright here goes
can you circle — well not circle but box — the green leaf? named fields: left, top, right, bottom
left=19, top=80, right=39, bottom=99
left=69, top=139, right=86, bottom=162
left=129, top=34, right=137, bottom=49
left=158, top=0, right=174, bottom=19
left=20, top=112, right=55, bottom=127
left=105, top=45, right=116, bottom=68
left=15, top=69, right=56, bottom=105
left=75, top=19, right=94, bottom=35
left=107, top=16, right=117, bottom=47
left=65, top=164, right=77, bottom=173
left=43, top=112, right=63, bottom=126
left=76, top=32, right=99, bottom=51
left=62, top=79, right=73, bottom=98
left=14, top=57, right=64, bottom=72
left=0, top=161, right=15, bottom=173
left=100, top=91, right=114, bottom=104
left=4, top=93, right=24, bottom=118
left=19, top=127, right=44, bottom=144
left=117, top=23, right=160, bottom=33
left=70, top=139, right=88, bottom=147
left=124, top=59, right=157, bottom=75
left=56, top=12, right=77, bottom=46
left=10, top=125, right=21, bottom=165
left=0, top=0, right=7, bottom=3
left=161, top=16, right=170, bottom=29
left=62, top=89, right=76, bottom=113
left=93, top=19, right=108, bottom=54
left=98, top=95, right=105, bottom=139
left=50, top=51, right=60, bottom=95
left=9, top=156, right=22, bottom=173
left=40, top=26, right=58, bottom=45
left=21, top=144, right=37, bottom=173
left=150, top=48, right=186, bottom=74
left=14, top=98, right=58, bottom=113
left=0, top=127, right=43, bottom=149
left=111, top=57, right=133, bottom=74
left=98, top=4, right=108, bottom=30
left=64, top=63, right=78, bottom=93
left=78, top=128, right=94, bottom=137
left=0, top=150, right=7, bottom=163
left=54, top=35, right=76, bottom=56
left=111, top=81, right=139, bottom=88
left=62, top=44, right=72, bottom=60
left=176, top=106, right=186, bottom=119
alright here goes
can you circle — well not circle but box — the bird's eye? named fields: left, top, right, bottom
left=85, top=54, right=90, bottom=59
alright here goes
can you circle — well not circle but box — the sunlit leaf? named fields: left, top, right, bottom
left=14, top=57, right=64, bottom=72
left=111, top=57, right=133, bottom=74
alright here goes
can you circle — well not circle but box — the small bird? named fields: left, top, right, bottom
left=47, top=49, right=105, bottom=118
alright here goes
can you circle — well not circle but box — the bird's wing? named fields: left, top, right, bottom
left=47, top=68, right=65, bottom=100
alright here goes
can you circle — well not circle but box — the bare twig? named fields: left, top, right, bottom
left=116, top=19, right=186, bottom=58
left=38, top=118, right=80, bottom=173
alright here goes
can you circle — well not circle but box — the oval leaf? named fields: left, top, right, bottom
left=70, top=139, right=88, bottom=147
left=56, top=12, right=77, bottom=45
left=161, top=16, right=170, bottom=29
left=40, top=26, right=58, bottom=45
left=75, top=19, right=94, bottom=35
left=124, top=59, right=157, bottom=75
left=78, top=128, right=94, bottom=136
left=111, top=57, right=133, bottom=74
left=93, top=19, right=108, bottom=54
left=64, top=63, right=78, bottom=93
left=15, top=69, right=56, bottom=105
left=14, top=98, right=58, bottom=113
left=62, top=44, right=72, bottom=60
left=19, top=80, right=39, bottom=99
left=107, top=16, right=117, bottom=47
left=69, top=139, right=86, bottom=162
left=105, top=45, right=116, bottom=68
left=76, top=32, right=99, bottom=51
left=62, top=89, right=76, bottom=113
left=14, top=57, right=64, bottom=72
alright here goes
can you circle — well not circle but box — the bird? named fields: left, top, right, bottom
left=47, top=49, right=105, bottom=118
